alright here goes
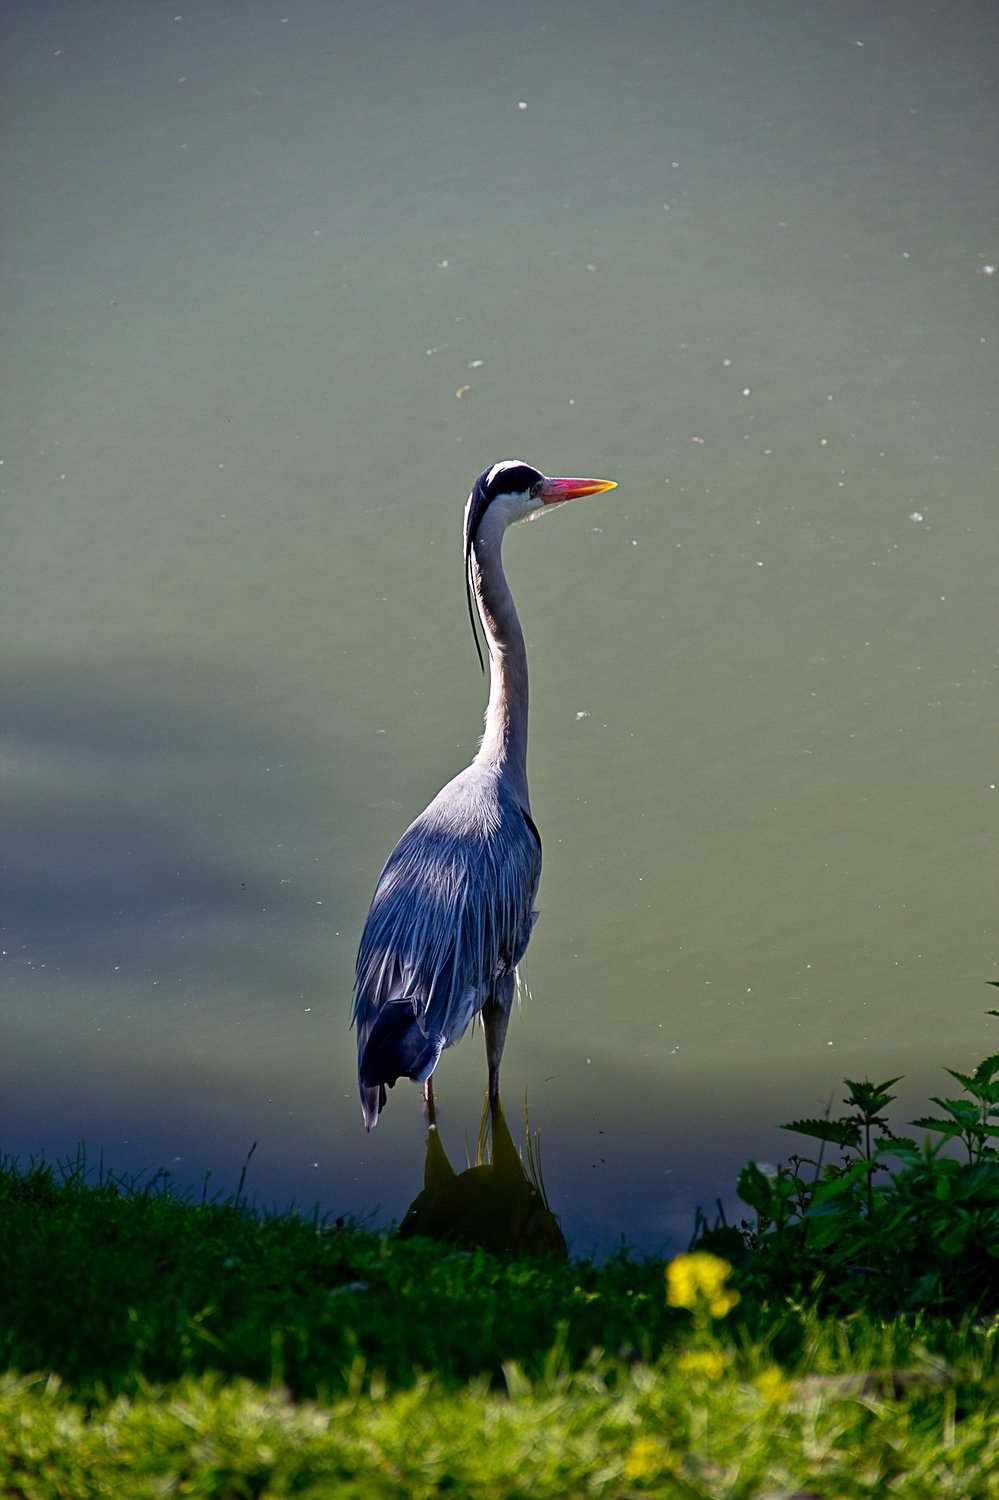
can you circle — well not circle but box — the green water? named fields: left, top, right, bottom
left=2, top=0, right=996, bottom=1252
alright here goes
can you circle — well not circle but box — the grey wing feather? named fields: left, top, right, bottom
left=352, top=767, right=541, bottom=1124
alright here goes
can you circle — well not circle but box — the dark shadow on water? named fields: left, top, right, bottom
left=1, top=655, right=349, bottom=983
left=0, top=652, right=371, bottom=1210
left=398, top=1093, right=568, bottom=1260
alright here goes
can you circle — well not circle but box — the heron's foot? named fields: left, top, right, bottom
left=423, top=1076, right=437, bottom=1129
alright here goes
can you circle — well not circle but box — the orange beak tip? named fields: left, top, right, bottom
left=540, top=476, right=618, bottom=504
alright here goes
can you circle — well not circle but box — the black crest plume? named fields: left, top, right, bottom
left=463, top=462, right=544, bottom=674
left=463, top=470, right=491, bottom=674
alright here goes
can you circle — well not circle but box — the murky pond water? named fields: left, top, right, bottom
left=2, top=0, right=996, bottom=1254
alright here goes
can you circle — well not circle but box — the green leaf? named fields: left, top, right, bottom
left=928, top=1097, right=980, bottom=1124
left=736, top=1161, right=774, bottom=1214
left=843, top=1076, right=902, bottom=1113
left=870, top=1136, right=918, bottom=1158
left=809, top=1158, right=874, bottom=1203
left=911, top=1115, right=964, bottom=1138
left=780, top=1118, right=862, bottom=1148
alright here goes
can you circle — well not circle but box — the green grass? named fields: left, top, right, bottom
left=4, top=1006, right=999, bottom=1496
left=0, top=1154, right=674, bottom=1398
left=3, top=1344, right=997, bottom=1500
left=2, top=1156, right=999, bottom=1497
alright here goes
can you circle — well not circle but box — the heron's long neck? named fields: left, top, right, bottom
left=470, top=511, right=530, bottom=804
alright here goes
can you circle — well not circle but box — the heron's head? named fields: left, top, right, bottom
left=463, top=460, right=616, bottom=553
left=462, top=460, right=617, bottom=668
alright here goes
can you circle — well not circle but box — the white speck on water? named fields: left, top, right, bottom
left=909, top=511, right=924, bottom=522
left=575, top=711, right=591, bottom=719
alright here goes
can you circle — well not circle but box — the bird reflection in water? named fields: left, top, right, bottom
left=398, top=1093, right=567, bottom=1261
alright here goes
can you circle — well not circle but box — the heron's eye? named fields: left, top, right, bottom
left=530, top=481, right=543, bottom=499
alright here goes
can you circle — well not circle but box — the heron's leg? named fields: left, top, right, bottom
left=423, top=1074, right=437, bottom=1128
left=482, top=992, right=512, bottom=1102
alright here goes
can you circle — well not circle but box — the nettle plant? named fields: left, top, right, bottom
left=733, top=995, right=999, bottom=1316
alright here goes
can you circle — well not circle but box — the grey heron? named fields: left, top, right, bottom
left=351, top=460, right=617, bottom=1130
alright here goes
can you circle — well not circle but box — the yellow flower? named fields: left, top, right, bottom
left=753, top=1365, right=794, bottom=1403
left=676, top=1348, right=728, bottom=1380
left=666, top=1252, right=740, bottom=1318
left=622, top=1435, right=673, bottom=1481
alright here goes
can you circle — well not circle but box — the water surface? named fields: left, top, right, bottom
left=2, top=0, right=996, bottom=1253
